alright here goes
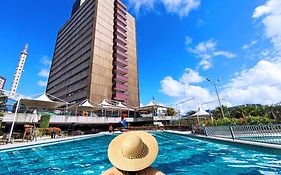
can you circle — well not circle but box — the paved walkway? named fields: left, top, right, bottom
left=0, top=133, right=105, bottom=152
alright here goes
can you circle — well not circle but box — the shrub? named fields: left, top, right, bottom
left=202, top=116, right=276, bottom=126
left=212, top=117, right=240, bottom=126
left=36, top=127, right=62, bottom=137
left=246, top=116, right=275, bottom=125
left=36, top=128, right=46, bottom=137
left=39, top=114, right=51, bottom=128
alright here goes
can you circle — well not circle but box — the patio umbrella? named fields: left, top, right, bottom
left=190, top=107, right=210, bottom=123
left=98, top=100, right=116, bottom=117
left=191, top=108, right=210, bottom=118
left=29, top=109, right=39, bottom=123
left=69, top=100, right=96, bottom=111
left=21, top=93, right=65, bottom=109
left=116, top=102, right=128, bottom=109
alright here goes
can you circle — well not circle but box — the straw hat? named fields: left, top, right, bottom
left=108, top=131, right=158, bottom=172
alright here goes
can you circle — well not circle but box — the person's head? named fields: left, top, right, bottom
left=108, top=131, right=158, bottom=173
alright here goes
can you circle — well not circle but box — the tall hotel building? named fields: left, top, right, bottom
left=46, top=0, right=140, bottom=107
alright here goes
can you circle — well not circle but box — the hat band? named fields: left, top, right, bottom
left=122, top=143, right=147, bottom=159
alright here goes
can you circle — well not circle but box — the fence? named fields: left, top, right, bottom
left=202, top=124, right=281, bottom=144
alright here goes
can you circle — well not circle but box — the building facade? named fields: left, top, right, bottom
left=0, top=76, right=6, bottom=90
left=46, top=0, right=139, bottom=107
left=8, top=44, right=28, bottom=98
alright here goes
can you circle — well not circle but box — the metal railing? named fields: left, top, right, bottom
left=202, top=124, right=281, bottom=144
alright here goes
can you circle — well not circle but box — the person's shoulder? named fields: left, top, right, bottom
left=101, top=167, right=123, bottom=175
left=139, top=167, right=165, bottom=175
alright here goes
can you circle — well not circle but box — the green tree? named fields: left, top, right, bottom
left=186, top=110, right=196, bottom=116
left=211, top=106, right=229, bottom=119
left=0, top=91, right=6, bottom=112
left=167, top=108, right=177, bottom=116
left=270, top=104, right=281, bottom=122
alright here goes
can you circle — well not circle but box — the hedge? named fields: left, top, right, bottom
left=201, top=116, right=276, bottom=126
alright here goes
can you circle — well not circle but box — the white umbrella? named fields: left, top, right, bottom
left=69, top=100, right=96, bottom=111
left=21, top=94, right=65, bottom=109
left=117, top=102, right=128, bottom=109
left=29, top=109, right=39, bottom=123
left=191, top=107, right=210, bottom=118
left=98, top=99, right=112, bottom=107
left=98, top=100, right=116, bottom=117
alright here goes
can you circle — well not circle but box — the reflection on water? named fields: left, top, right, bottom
left=0, top=132, right=280, bottom=175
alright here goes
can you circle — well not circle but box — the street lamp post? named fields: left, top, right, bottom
left=206, top=78, right=225, bottom=118
left=8, top=96, right=21, bottom=143
left=175, top=97, right=197, bottom=127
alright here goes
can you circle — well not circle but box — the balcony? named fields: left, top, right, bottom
left=115, top=74, right=128, bottom=83
left=115, top=49, right=128, bottom=59
left=116, top=16, right=127, bottom=27
left=116, top=0, right=127, bottom=11
left=114, top=83, right=128, bottom=91
left=115, top=8, right=126, bottom=18
left=115, top=23, right=127, bottom=34
left=114, top=35, right=127, bottom=46
left=115, top=29, right=127, bottom=40
left=115, top=42, right=127, bottom=52
left=114, top=92, right=128, bottom=101
left=115, top=10, right=127, bottom=21
left=115, top=57, right=128, bottom=67
left=115, top=21, right=127, bottom=32
left=115, top=66, right=128, bottom=75
left=116, top=12, right=127, bottom=22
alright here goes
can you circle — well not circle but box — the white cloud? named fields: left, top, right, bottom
left=253, top=0, right=281, bottom=53
left=128, top=0, right=155, bottom=13
left=198, top=59, right=212, bottom=70
left=242, top=40, right=257, bottom=50
left=40, top=55, right=52, bottom=66
left=187, top=39, right=236, bottom=70
left=221, top=59, right=281, bottom=105
left=185, top=36, right=193, bottom=46
left=180, top=68, right=204, bottom=83
left=160, top=58, right=281, bottom=112
left=128, top=0, right=200, bottom=17
left=213, top=51, right=236, bottom=58
left=161, top=0, right=200, bottom=17
left=161, top=76, right=184, bottom=97
left=38, top=69, right=49, bottom=78
left=37, top=80, right=47, bottom=87
left=160, top=68, right=214, bottom=112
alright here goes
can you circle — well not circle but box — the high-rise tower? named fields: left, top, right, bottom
left=46, top=0, right=139, bottom=107
left=8, top=44, right=28, bottom=98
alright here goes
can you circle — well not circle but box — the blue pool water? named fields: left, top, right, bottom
left=0, top=132, right=280, bottom=175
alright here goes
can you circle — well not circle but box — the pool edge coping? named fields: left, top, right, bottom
left=0, top=133, right=108, bottom=152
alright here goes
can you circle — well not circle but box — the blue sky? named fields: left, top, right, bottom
left=1, top=0, right=281, bottom=111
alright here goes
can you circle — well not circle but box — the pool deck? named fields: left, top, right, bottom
left=0, top=133, right=108, bottom=152
left=165, top=130, right=281, bottom=150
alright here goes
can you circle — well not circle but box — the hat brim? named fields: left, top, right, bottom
left=108, top=131, right=158, bottom=172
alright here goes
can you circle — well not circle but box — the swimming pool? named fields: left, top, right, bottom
left=0, top=132, right=280, bottom=174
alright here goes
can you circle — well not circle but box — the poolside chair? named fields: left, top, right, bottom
left=0, top=134, right=9, bottom=145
